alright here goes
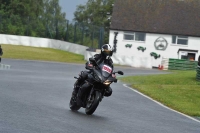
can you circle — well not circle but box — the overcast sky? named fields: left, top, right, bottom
left=59, top=0, right=88, bottom=21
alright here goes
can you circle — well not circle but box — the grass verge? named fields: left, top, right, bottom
left=1, top=44, right=85, bottom=64
left=119, top=70, right=200, bottom=117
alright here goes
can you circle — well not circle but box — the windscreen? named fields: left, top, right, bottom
left=100, top=64, right=113, bottom=78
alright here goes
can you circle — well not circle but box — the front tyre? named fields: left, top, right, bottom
left=69, top=96, right=81, bottom=111
left=85, top=91, right=101, bottom=115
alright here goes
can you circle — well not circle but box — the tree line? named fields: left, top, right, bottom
left=74, top=0, right=115, bottom=44
left=0, top=0, right=115, bottom=47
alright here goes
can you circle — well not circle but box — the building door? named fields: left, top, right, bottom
left=181, top=53, right=195, bottom=60
left=178, top=49, right=198, bottom=61
left=188, top=53, right=195, bottom=60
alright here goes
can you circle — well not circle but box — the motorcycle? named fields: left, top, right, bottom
left=69, top=58, right=124, bottom=115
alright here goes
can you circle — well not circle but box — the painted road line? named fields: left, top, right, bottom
left=0, top=63, right=11, bottom=70
left=123, top=84, right=200, bottom=124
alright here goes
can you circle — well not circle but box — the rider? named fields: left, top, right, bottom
left=72, top=44, right=114, bottom=99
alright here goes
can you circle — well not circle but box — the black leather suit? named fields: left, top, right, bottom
left=74, top=54, right=113, bottom=99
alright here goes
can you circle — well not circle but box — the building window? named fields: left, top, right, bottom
left=124, top=32, right=146, bottom=41
left=181, top=53, right=195, bottom=60
left=172, top=35, right=188, bottom=45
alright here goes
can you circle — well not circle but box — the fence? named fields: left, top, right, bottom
left=159, top=58, right=198, bottom=70
left=0, top=14, right=104, bottom=50
left=197, top=65, right=200, bottom=81
left=168, top=58, right=198, bottom=70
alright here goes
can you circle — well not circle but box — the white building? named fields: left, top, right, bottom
left=109, top=0, right=200, bottom=68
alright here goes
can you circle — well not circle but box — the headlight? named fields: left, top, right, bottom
left=103, top=80, right=112, bottom=85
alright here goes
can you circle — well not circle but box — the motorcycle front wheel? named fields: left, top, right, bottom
left=69, top=96, right=81, bottom=111
left=85, top=91, right=101, bottom=115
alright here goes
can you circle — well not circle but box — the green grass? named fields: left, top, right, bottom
left=1, top=44, right=85, bottom=64
left=120, top=71, right=200, bottom=117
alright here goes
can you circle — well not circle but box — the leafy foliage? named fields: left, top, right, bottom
left=74, top=0, right=115, bottom=43
left=0, top=0, right=72, bottom=39
left=0, top=0, right=106, bottom=48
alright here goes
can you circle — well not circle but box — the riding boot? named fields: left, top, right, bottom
left=72, top=71, right=88, bottom=98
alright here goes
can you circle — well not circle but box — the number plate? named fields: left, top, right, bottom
left=102, top=65, right=112, bottom=74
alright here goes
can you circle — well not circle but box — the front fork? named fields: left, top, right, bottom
left=87, top=86, right=103, bottom=102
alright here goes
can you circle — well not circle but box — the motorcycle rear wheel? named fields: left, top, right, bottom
left=85, top=91, right=101, bottom=115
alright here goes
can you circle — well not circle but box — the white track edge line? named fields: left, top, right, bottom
left=123, top=84, right=200, bottom=124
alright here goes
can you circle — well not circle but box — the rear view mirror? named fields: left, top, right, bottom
left=118, top=71, right=124, bottom=75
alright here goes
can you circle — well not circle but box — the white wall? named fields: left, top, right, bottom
left=4, top=32, right=196, bottom=69
left=0, top=34, right=88, bottom=55
left=0, top=34, right=152, bottom=68
left=109, top=30, right=200, bottom=67
left=85, top=51, right=152, bottom=69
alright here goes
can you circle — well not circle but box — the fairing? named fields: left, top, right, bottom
left=99, top=63, right=113, bottom=79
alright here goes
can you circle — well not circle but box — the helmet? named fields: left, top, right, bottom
left=101, top=44, right=113, bottom=59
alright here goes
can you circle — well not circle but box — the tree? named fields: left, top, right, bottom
left=0, top=0, right=67, bottom=38
left=0, top=0, right=45, bottom=35
left=74, top=0, right=115, bottom=44
left=42, top=0, right=67, bottom=39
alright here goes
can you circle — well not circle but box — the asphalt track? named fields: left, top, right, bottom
left=0, top=59, right=200, bottom=133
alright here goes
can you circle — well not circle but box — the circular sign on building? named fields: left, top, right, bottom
left=154, top=37, right=168, bottom=51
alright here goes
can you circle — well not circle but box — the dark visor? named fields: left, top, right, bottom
left=104, top=50, right=112, bottom=56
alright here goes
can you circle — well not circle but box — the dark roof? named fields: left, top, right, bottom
left=178, top=49, right=198, bottom=53
left=110, top=0, right=200, bottom=37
